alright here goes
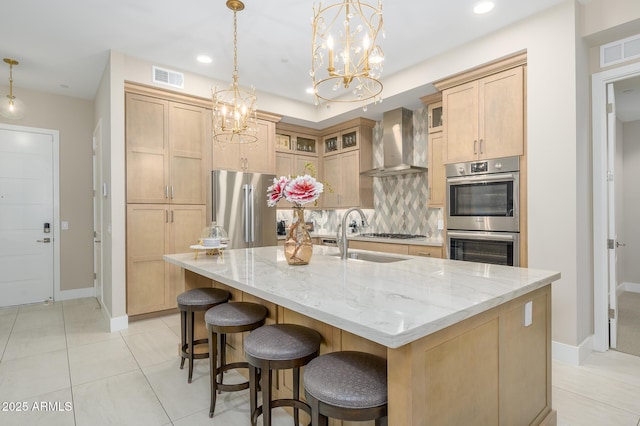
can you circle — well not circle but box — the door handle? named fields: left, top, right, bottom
left=617, top=241, right=626, bottom=247
left=37, top=238, right=51, bottom=243
left=94, top=240, right=101, bottom=243
left=473, top=140, right=478, bottom=155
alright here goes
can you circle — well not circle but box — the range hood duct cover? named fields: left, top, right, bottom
left=361, top=107, right=428, bottom=177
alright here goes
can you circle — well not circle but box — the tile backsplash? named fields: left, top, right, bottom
left=277, top=105, right=443, bottom=242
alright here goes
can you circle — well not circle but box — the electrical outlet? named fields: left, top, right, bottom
left=437, top=219, right=444, bottom=230
left=524, top=301, right=533, bottom=327
left=61, top=221, right=69, bottom=230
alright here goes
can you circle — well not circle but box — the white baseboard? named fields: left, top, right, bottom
left=552, top=335, right=593, bottom=366
left=97, top=298, right=129, bottom=332
left=55, top=286, right=95, bottom=301
left=623, top=282, right=640, bottom=293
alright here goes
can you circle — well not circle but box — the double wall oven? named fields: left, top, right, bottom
left=446, top=156, right=520, bottom=266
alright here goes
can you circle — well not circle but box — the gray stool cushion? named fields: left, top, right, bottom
left=205, top=302, right=268, bottom=327
left=177, top=287, right=230, bottom=308
left=244, top=324, right=321, bottom=361
left=304, top=351, right=387, bottom=409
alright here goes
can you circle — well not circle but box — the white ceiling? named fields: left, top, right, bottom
left=614, top=75, right=640, bottom=122
left=2, top=0, right=574, bottom=124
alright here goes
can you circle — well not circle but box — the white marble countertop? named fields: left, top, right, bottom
left=165, top=246, right=559, bottom=348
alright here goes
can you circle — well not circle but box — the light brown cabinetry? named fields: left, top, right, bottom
left=442, top=66, right=524, bottom=164
left=126, top=93, right=207, bottom=204
left=212, top=118, right=276, bottom=173
left=349, top=240, right=444, bottom=258
left=428, top=101, right=443, bottom=134
left=321, top=119, right=375, bottom=209
left=428, top=132, right=445, bottom=207
left=126, top=204, right=206, bottom=315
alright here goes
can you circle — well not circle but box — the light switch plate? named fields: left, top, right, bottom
left=524, top=301, right=533, bottom=327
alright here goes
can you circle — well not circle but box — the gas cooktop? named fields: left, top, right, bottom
left=360, top=233, right=426, bottom=239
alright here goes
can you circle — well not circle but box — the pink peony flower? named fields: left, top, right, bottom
left=267, top=176, right=289, bottom=207
left=283, top=175, right=324, bottom=206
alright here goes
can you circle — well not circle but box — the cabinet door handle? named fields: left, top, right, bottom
left=416, top=252, right=432, bottom=257
left=428, top=115, right=432, bottom=128
left=171, top=186, right=174, bottom=199
left=165, top=210, right=169, bottom=223
left=171, top=210, right=174, bottom=223
left=473, top=140, right=478, bottom=155
left=165, top=185, right=169, bottom=199
left=479, top=139, right=484, bottom=154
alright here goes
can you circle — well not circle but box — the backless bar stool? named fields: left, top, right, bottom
left=204, top=302, right=268, bottom=418
left=244, top=323, right=322, bottom=426
left=303, top=351, right=388, bottom=426
left=177, top=287, right=230, bottom=383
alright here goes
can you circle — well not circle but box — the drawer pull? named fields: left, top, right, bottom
left=417, top=251, right=432, bottom=257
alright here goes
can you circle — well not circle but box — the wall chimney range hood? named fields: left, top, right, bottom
left=361, top=107, right=428, bottom=177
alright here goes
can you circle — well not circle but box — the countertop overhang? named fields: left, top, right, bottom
left=164, top=246, right=559, bottom=348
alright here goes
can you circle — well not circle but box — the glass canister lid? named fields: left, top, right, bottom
left=200, top=222, right=229, bottom=242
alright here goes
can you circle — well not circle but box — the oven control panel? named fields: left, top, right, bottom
left=471, top=161, right=488, bottom=173
left=446, top=156, right=520, bottom=177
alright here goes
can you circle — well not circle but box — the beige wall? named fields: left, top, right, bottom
left=0, top=85, right=94, bottom=292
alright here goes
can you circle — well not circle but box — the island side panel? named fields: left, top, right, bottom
left=499, top=285, right=552, bottom=424
left=387, top=284, right=553, bottom=426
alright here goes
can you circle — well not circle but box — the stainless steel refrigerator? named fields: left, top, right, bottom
left=211, top=170, right=277, bottom=249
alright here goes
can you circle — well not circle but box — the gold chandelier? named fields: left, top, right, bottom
left=0, top=58, right=26, bottom=120
left=212, top=0, right=258, bottom=144
left=311, top=0, right=385, bottom=106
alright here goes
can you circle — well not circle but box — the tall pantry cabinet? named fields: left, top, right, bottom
left=125, top=88, right=208, bottom=316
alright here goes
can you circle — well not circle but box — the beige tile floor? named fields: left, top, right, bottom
left=0, top=297, right=639, bottom=425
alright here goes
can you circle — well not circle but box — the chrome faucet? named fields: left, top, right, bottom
left=338, top=208, right=369, bottom=259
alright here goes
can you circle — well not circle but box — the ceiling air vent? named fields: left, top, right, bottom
left=152, top=66, right=184, bottom=89
left=600, top=33, right=640, bottom=68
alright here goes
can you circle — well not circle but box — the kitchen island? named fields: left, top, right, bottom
left=164, top=245, right=560, bottom=425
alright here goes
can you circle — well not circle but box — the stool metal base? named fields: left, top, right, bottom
left=305, top=391, right=387, bottom=426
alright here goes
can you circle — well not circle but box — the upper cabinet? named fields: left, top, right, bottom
left=276, top=126, right=319, bottom=157
left=212, top=118, right=277, bottom=174
left=427, top=101, right=443, bottom=134
left=439, top=63, right=525, bottom=164
left=321, top=119, right=375, bottom=209
left=322, top=126, right=360, bottom=156
left=126, top=92, right=207, bottom=205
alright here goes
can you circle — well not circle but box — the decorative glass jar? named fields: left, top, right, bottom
left=284, top=206, right=313, bottom=265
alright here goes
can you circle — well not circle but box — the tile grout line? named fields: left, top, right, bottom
left=0, top=309, right=18, bottom=361
left=553, top=384, right=640, bottom=421
left=120, top=323, right=175, bottom=425
left=61, top=301, right=79, bottom=426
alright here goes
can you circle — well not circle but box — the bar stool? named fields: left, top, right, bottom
left=204, top=302, right=268, bottom=418
left=303, top=351, right=388, bottom=426
left=177, top=287, right=231, bottom=383
left=244, top=323, right=322, bottom=426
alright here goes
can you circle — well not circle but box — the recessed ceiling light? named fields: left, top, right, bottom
left=197, top=55, right=212, bottom=64
left=474, top=1, right=495, bottom=15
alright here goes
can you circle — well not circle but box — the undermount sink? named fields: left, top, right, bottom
left=331, top=252, right=409, bottom=263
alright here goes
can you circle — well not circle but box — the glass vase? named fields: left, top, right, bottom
left=284, top=206, right=313, bottom=265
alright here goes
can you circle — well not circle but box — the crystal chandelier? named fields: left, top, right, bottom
left=311, top=1, right=385, bottom=106
left=0, top=58, right=26, bottom=120
left=212, top=0, right=258, bottom=144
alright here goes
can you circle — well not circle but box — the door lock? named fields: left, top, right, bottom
left=37, top=238, right=51, bottom=243
left=616, top=241, right=626, bottom=248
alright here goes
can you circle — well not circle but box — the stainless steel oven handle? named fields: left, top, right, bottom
left=447, top=231, right=516, bottom=242
left=447, top=173, right=516, bottom=184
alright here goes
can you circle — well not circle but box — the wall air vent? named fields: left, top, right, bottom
left=152, top=66, right=184, bottom=89
left=600, top=33, right=640, bottom=68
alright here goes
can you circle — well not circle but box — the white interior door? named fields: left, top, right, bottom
left=93, top=123, right=103, bottom=304
left=0, top=127, right=54, bottom=307
left=607, top=83, right=618, bottom=348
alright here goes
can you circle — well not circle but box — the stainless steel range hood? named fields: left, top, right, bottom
left=361, top=107, right=428, bottom=177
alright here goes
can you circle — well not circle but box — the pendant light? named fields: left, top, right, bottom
left=0, top=58, right=26, bottom=120
left=311, top=1, right=385, bottom=106
left=212, top=0, right=258, bottom=144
